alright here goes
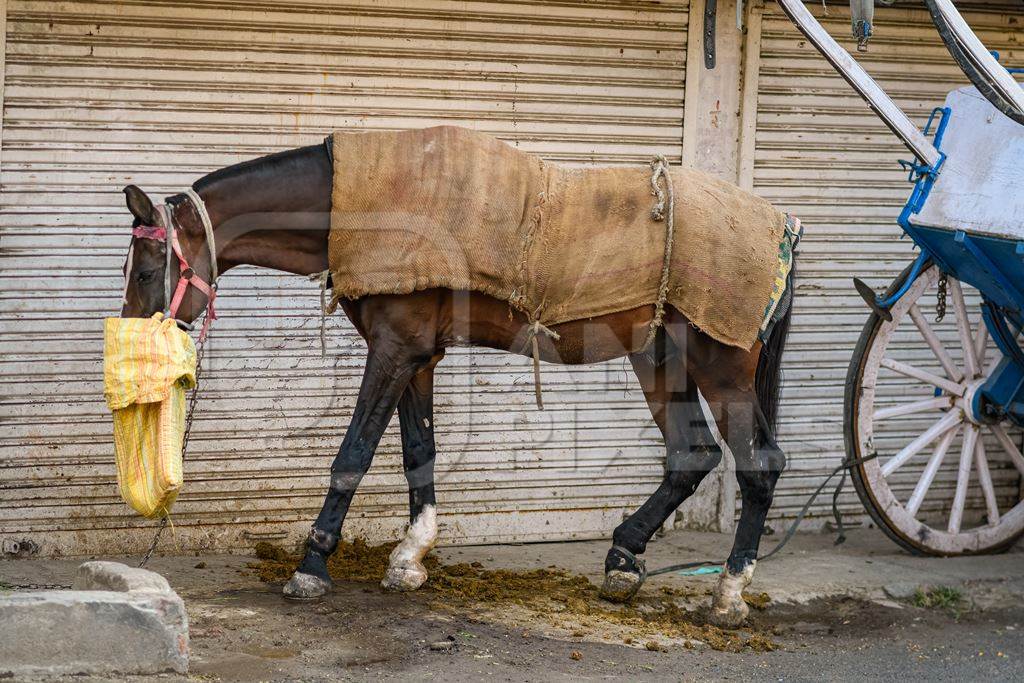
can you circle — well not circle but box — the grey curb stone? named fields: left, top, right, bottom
left=73, top=560, right=173, bottom=593
left=0, top=562, right=189, bottom=676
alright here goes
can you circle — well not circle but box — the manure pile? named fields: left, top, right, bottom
left=249, top=540, right=776, bottom=653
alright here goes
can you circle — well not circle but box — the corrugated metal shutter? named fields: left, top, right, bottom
left=0, top=1, right=690, bottom=555
left=753, top=0, right=1023, bottom=528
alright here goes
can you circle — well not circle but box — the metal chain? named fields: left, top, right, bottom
left=138, top=330, right=208, bottom=568
left=181, top=333, right=208, bottom=454
left=1, top=581, right=72, bottom=590
left=935, top=271, right=948, bottom=323
left=137, top=517, right=169, bottom=569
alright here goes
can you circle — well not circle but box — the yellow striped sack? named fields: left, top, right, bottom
left=104, top=313, right=197, bottom=519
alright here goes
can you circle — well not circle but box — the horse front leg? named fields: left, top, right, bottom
left=283, top=340, right=430, bottom=600
left=382, top=357, right=443, bottom=591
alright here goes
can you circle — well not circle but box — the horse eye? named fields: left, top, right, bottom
left=135, top=268, right=159, bottom=284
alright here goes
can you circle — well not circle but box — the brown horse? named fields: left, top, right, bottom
left=120, top=137, right=793, bottom=628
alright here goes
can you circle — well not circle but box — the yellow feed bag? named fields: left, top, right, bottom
left=104, top=313, right=196, bottom=519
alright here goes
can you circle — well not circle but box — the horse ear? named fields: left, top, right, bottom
left=124, top=185, right=158, bottom=224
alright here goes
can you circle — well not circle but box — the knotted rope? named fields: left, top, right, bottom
left=644, top=155, right=676, bottom=349
left=523, top=316, right=561, bottom=410
left=310, top=269, right=331, bottom=358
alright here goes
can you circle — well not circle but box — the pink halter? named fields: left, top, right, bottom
left=130, top=194, right=218, bottom=341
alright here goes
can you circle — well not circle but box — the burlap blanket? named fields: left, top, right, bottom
left=328, top=126, right=791, bottom=350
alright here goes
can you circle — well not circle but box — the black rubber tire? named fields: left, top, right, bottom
left=844, top=264, right=1024, bottom=556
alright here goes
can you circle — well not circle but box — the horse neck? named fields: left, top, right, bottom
left=194, top=143, right=333, bottom=277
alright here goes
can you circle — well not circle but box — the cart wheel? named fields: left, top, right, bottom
left=846, top=264, right=1024, bottom=555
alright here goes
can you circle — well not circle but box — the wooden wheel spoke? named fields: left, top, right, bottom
left=973, top=439, right=1000, bottom=527
left=881, top=410, right=963, bottom=478
left=906, top=427, right=959, bottom=517
left=873, top=396, right=951, bottom=421
left=974, top=315, right=990, bottom=368
left=949, top=279, right=979, bottom=378
left=948, top=424, right=979, bottom=534
left=989, top=423, right=1024, bottom=477
left=879, top=358, right=965, bottom=397
left=909, top=304, right=964, bottom=382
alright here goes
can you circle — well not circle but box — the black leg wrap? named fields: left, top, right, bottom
left=306, top=526, right=340, bottom=556
left=296, top=550, right=330, bottom=581
left=296, top=527, right=338, bottom=581
left=604, top=544, right=645, bottom=576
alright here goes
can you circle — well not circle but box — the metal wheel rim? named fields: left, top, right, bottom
left=854, top=265, right=1024, bottom=554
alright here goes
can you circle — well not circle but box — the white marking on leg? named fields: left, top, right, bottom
left=382, top=505, right=438, bottom=591
left=709, top=561, right=755, bottom=627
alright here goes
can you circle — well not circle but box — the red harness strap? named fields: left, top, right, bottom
left=132, top=223, right=217, bottom=341
left=132, top=226, right=166, bottom=241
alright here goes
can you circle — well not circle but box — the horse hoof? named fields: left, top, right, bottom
left=708, top=597, right=750, bottom=628
left=708, top=562, right=755, bottom=627
left=599, top=570, right=645, bottom=603
left=282, top=571, right=331, bottom=601
left=381, top=563, right=428, bottom=591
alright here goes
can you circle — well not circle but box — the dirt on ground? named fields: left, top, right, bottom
left=185, top=551, right=1024, bottom=682
left=5, top=529, right=1024, bottom=681
left=247, top=540, right=775, bottom=653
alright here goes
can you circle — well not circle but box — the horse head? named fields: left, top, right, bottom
left=120, top=184, right=218, bottom=336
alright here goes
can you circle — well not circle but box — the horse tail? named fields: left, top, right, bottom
left=755, top=261, right=795, bottom=435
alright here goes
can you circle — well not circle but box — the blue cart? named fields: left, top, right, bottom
left=846, top=85, right=1024, bottom=556
left=779, top=0, right=1024, bottom=555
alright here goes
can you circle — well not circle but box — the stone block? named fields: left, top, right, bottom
left=73, top=560, right=172, bottom=594
left=0, top=562, right=188, bottom=676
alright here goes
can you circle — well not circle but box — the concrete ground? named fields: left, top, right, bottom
left=2, top=527, right=1024, bottom=681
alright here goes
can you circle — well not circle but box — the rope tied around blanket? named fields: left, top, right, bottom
left=644, top=154, right=676, bottom=349
left=522, top=156, right=674, bottom=410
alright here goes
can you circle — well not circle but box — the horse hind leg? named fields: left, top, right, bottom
left=681, top=337, right=787, bottom=628
left=382, top=358, right=443, bottom=591
left=703, top=385, right=785, bottom=627
left=600, top=331, right=723, bottom=602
